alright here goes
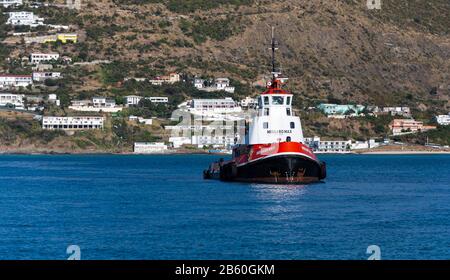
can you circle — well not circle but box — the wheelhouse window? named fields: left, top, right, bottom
left=286, top=108, right=291, bottom=116
left=263, top=96, right=269, bottom=105
left=272, top=96, right=284, bottom=105
left=290, top=122, right=295, bottom=129
left=258, top=97, right=263, bottom=108
left=264, top=108, right=270, bottom=116
left=286, top=96, right=291, bottom=105
left=263, top=122, right=269, bottom=129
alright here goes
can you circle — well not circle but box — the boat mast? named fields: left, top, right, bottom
left=270, top=27, right=280, bottom=78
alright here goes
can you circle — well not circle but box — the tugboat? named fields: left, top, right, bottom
left=203, top=29, right=326, bottom=184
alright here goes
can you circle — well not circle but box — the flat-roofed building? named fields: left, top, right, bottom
left=6, top=11, right=44, bottom=27
left=189, top=98, right=242, bottom=114
left=93, top=97, right=115, bottom=108
left=436, top=114, right=450, bottom=126
left=57, top=33, right=78, bottom=43
left=134, top=142, right=168, bottom=154
left=147, top=97, right=168, bottom=103
left=0, top=74, right=33, bottom=88
left=124, top=95, right=142, bottom=107
left=0, top=93, right=24, bottom=108
left=42, top=116, right=104, bottom=130
left=30, top=53, right=60, bottom=64
left=124, top=95, right=169, bottom=107
left=0, top=0, right=22, bottom=7
left=389, top=119, right=436, bottom=135
left=304, top=137, right=352, bottom=154
left=32, top=72, right=62, bottom=82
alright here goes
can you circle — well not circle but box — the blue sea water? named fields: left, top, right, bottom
left=0, top=154, right=449, bottom=260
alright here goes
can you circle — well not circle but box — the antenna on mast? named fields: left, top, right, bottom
left=270, top=26, right=280, bottom=78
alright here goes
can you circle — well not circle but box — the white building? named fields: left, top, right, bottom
left=0, top=74, right=33, bottom=88
left=0, top=0, right=23, bottom=7
left=214, top=78, right=235, bottom=93
left=194, top=79, right=205, bottom=89
left=436, top=114, right=450, bottom=126
left=42, top=116, right=104, bottom=130
left=381, top=107, right=411, bottom=117
left=351, top=139, right=380, bottom=150
left=148, top=97, right=168, bottom=103
left=124, top=95, right=169, bottom=107
left=192, top=134, right=238, bottom=149
left=48, top=93, right=61, bottom=107
left=194, top=77, right=235, bottom=93
left=0, top=93, right=24, bottom=108
left=124, top=95, right=142, bottom=107
left=134, top=142, right=168, bottom=154
left=30, top=53, right=60, bottom=64
left=93, top=97, right=115, bottom=108
left=69, top=97, right=122, bottom=113
left=32, top=72, right=62, bottom=82
left=240, top=96, right=258, bottom=109
left=189, top=98, right=242, bottom=114
left=6, top=12, right=44, bottom=27
left=169, top=137, right=191, bottom=148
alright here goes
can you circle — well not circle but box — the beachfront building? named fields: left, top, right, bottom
left=436, top=114, right=450, bottom=126
left=0, top=0, right=22, bottom=7
left=0, top=74, right=33, bottom=88
left=149, top=73, right=180, bottom=86
left=32, top=72, right=62, bottom=82
left=134, top=142, right=168, bottom=154
left=389, top=119, right=437, bottom=136
left=6, top=12, right=44, bottom=27
left=30, top=53, right=60, bottom=64
left=317, top=104, right=366, bottom=117
left=169, top=137, right=192, bottom=148
left=0, top=93, right=24, bottom=108
left=93, top=97, right=116, bottom=108
left=192, top=134, right=239, bottom=149
left=42, top=116, right=104, bottom=130
left=304, top=137, right=352, bottom=153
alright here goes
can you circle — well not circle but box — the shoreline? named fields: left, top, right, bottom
left=1, top=150, right=450, bottom=156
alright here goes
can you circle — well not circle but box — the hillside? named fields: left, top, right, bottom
left=0, top=0, right=449, bottom=151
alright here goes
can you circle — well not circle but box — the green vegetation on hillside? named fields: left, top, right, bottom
left=367, top=0, right=450, bottom=35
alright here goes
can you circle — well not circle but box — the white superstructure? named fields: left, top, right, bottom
left=248, top=92, right=303, bottom=145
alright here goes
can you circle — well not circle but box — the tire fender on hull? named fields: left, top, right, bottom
left=319, top=161, right=327, bottom=180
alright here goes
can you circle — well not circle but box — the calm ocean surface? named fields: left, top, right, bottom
left=0, top=154, right=449, bottom=260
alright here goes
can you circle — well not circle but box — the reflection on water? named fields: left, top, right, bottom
left=250, top=183, right=308, bottom=200
left=249, top=184, right=308, bottom=217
